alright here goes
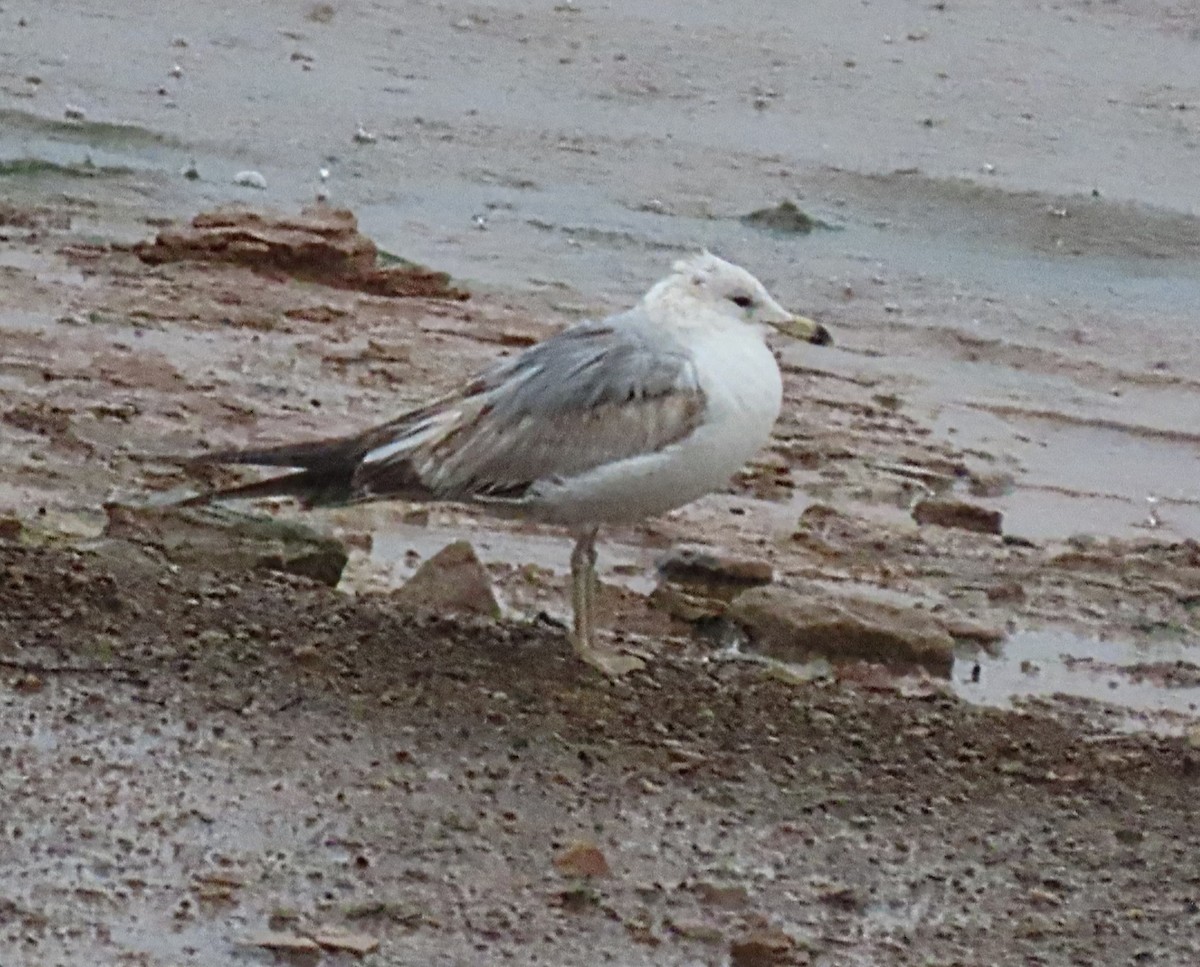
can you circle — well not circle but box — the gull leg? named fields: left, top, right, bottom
left=568, top=528, right=643, bottom=676
left=569, top=528, right=594, bottom=653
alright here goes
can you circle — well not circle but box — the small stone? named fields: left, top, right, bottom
left=986, top=581, right=1025, bottom=604
left=391, top=540, right=500, bottom=618
left=291, top=644, right=321, bottom=665
left=651, top=545, right=774, bottom=621
left=818, top=884, right=863, bottom=910
left=912, top=498, right=1002, bottom=535
left=658, top=545, right=773, bottom=588
left=311, top=926, right=380, bottom=954
left=553, top=840, right=611, bottom=878
left=729, top=928, right=796, bottom=967
left=64, top=104, right=86, bottom=121
left=13, top=673, right=44, bottom=694
left=243, top=932, right=319, bottom=953
left=693, top=881, right=749, bottom=909
left=740, top=200, right=828, bottom=235
left=669, top=919, right=724, bottom=943
left=648, top=582, right=728, bottom=622
left=307, top=3, right=336, bottom=24
left=233, top=170, right=267, bottom=190
left=941, top=617, right=1005, bottom=645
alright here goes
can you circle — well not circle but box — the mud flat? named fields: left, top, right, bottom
left=2, top=0, right=1200, bottom=963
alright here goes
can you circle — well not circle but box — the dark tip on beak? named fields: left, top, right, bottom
left=809, top=323, right=833, bottom=347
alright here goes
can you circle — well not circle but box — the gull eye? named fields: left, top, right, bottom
left=730, top=294, right=755, bottom=309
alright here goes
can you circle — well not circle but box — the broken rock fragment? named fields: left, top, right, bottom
left=134, top=203, right=468, bottom=300
left=103, top=503, right=348, bottom=586
left=553, top=840, right=611, bottom=878
left=728, top=586, right=954, bottom=677
left=912, top=497, right=1002, bottom=535
left=391, top=540, right=500, bottom=618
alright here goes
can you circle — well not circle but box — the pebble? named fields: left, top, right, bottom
left=693, top=881, right=750, bottom=909
left=243, top=932, right=319, bottom=953
left=913, top=498, right=1003, bottom=535
left=729, top=928, right=796, bottom=967
left=553, top=841, right=610, bottom=878
left=669, top=919, right=724, bottom=943
left=233, top=170, right=268, bottom=190
left=657, top=545, right=773, bottom=589
left=311, top=927, right=380, bottom=954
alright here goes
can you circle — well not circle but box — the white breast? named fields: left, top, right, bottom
left=527, top=326, right=783, bottom=527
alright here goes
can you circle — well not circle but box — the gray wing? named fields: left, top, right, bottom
left=353, top=310, right=707, bottom=501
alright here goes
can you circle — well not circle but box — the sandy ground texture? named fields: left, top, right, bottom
left=2, top=0, right=1200, bottom=965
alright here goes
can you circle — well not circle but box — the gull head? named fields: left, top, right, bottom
left=644, top=251, right=832, bottom=346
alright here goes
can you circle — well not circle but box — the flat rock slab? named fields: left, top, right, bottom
left=728, top=585, right=955, bottom=677
left=103, top=503, right=348, bottom=586
left=657, top=545, right=774, bottom=591
left=134, top=204, right=468, bottom=300
left=651, top=545, right=775, bottom=621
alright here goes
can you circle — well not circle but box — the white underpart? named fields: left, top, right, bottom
left=527, top=321, right=783, bottom=527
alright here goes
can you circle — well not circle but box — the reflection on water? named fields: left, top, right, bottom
left=954, top=629, right=1200, bottom=733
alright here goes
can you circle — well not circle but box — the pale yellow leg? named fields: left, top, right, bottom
left=568, top=528, right=643, bottom=676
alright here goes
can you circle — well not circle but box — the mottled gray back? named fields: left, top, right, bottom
left=353, top=310, right=707, bottom=501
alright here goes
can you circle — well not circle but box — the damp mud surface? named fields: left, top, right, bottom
left=2, top=1, right=1200, bottom=964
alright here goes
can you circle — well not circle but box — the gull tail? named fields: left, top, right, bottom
left=181, top=434, right=375, bottom=509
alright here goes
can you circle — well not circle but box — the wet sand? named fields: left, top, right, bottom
left=2, top=1, right=1200, bottom=964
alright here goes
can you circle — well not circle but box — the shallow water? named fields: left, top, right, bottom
left=954, top=629, right=1200, bottom=733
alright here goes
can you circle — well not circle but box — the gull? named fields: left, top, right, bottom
left=184, top=252, right=831, bottom=675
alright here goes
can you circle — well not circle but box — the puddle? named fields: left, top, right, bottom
left=953, top=629, right=1200, bottom=733
left=368, top=525, right=1200, bottom=734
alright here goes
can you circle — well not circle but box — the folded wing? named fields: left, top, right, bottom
left=187, top=312, right=707, bottom=509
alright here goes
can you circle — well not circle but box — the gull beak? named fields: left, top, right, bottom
left=770, top=313, right=833, bottom=346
